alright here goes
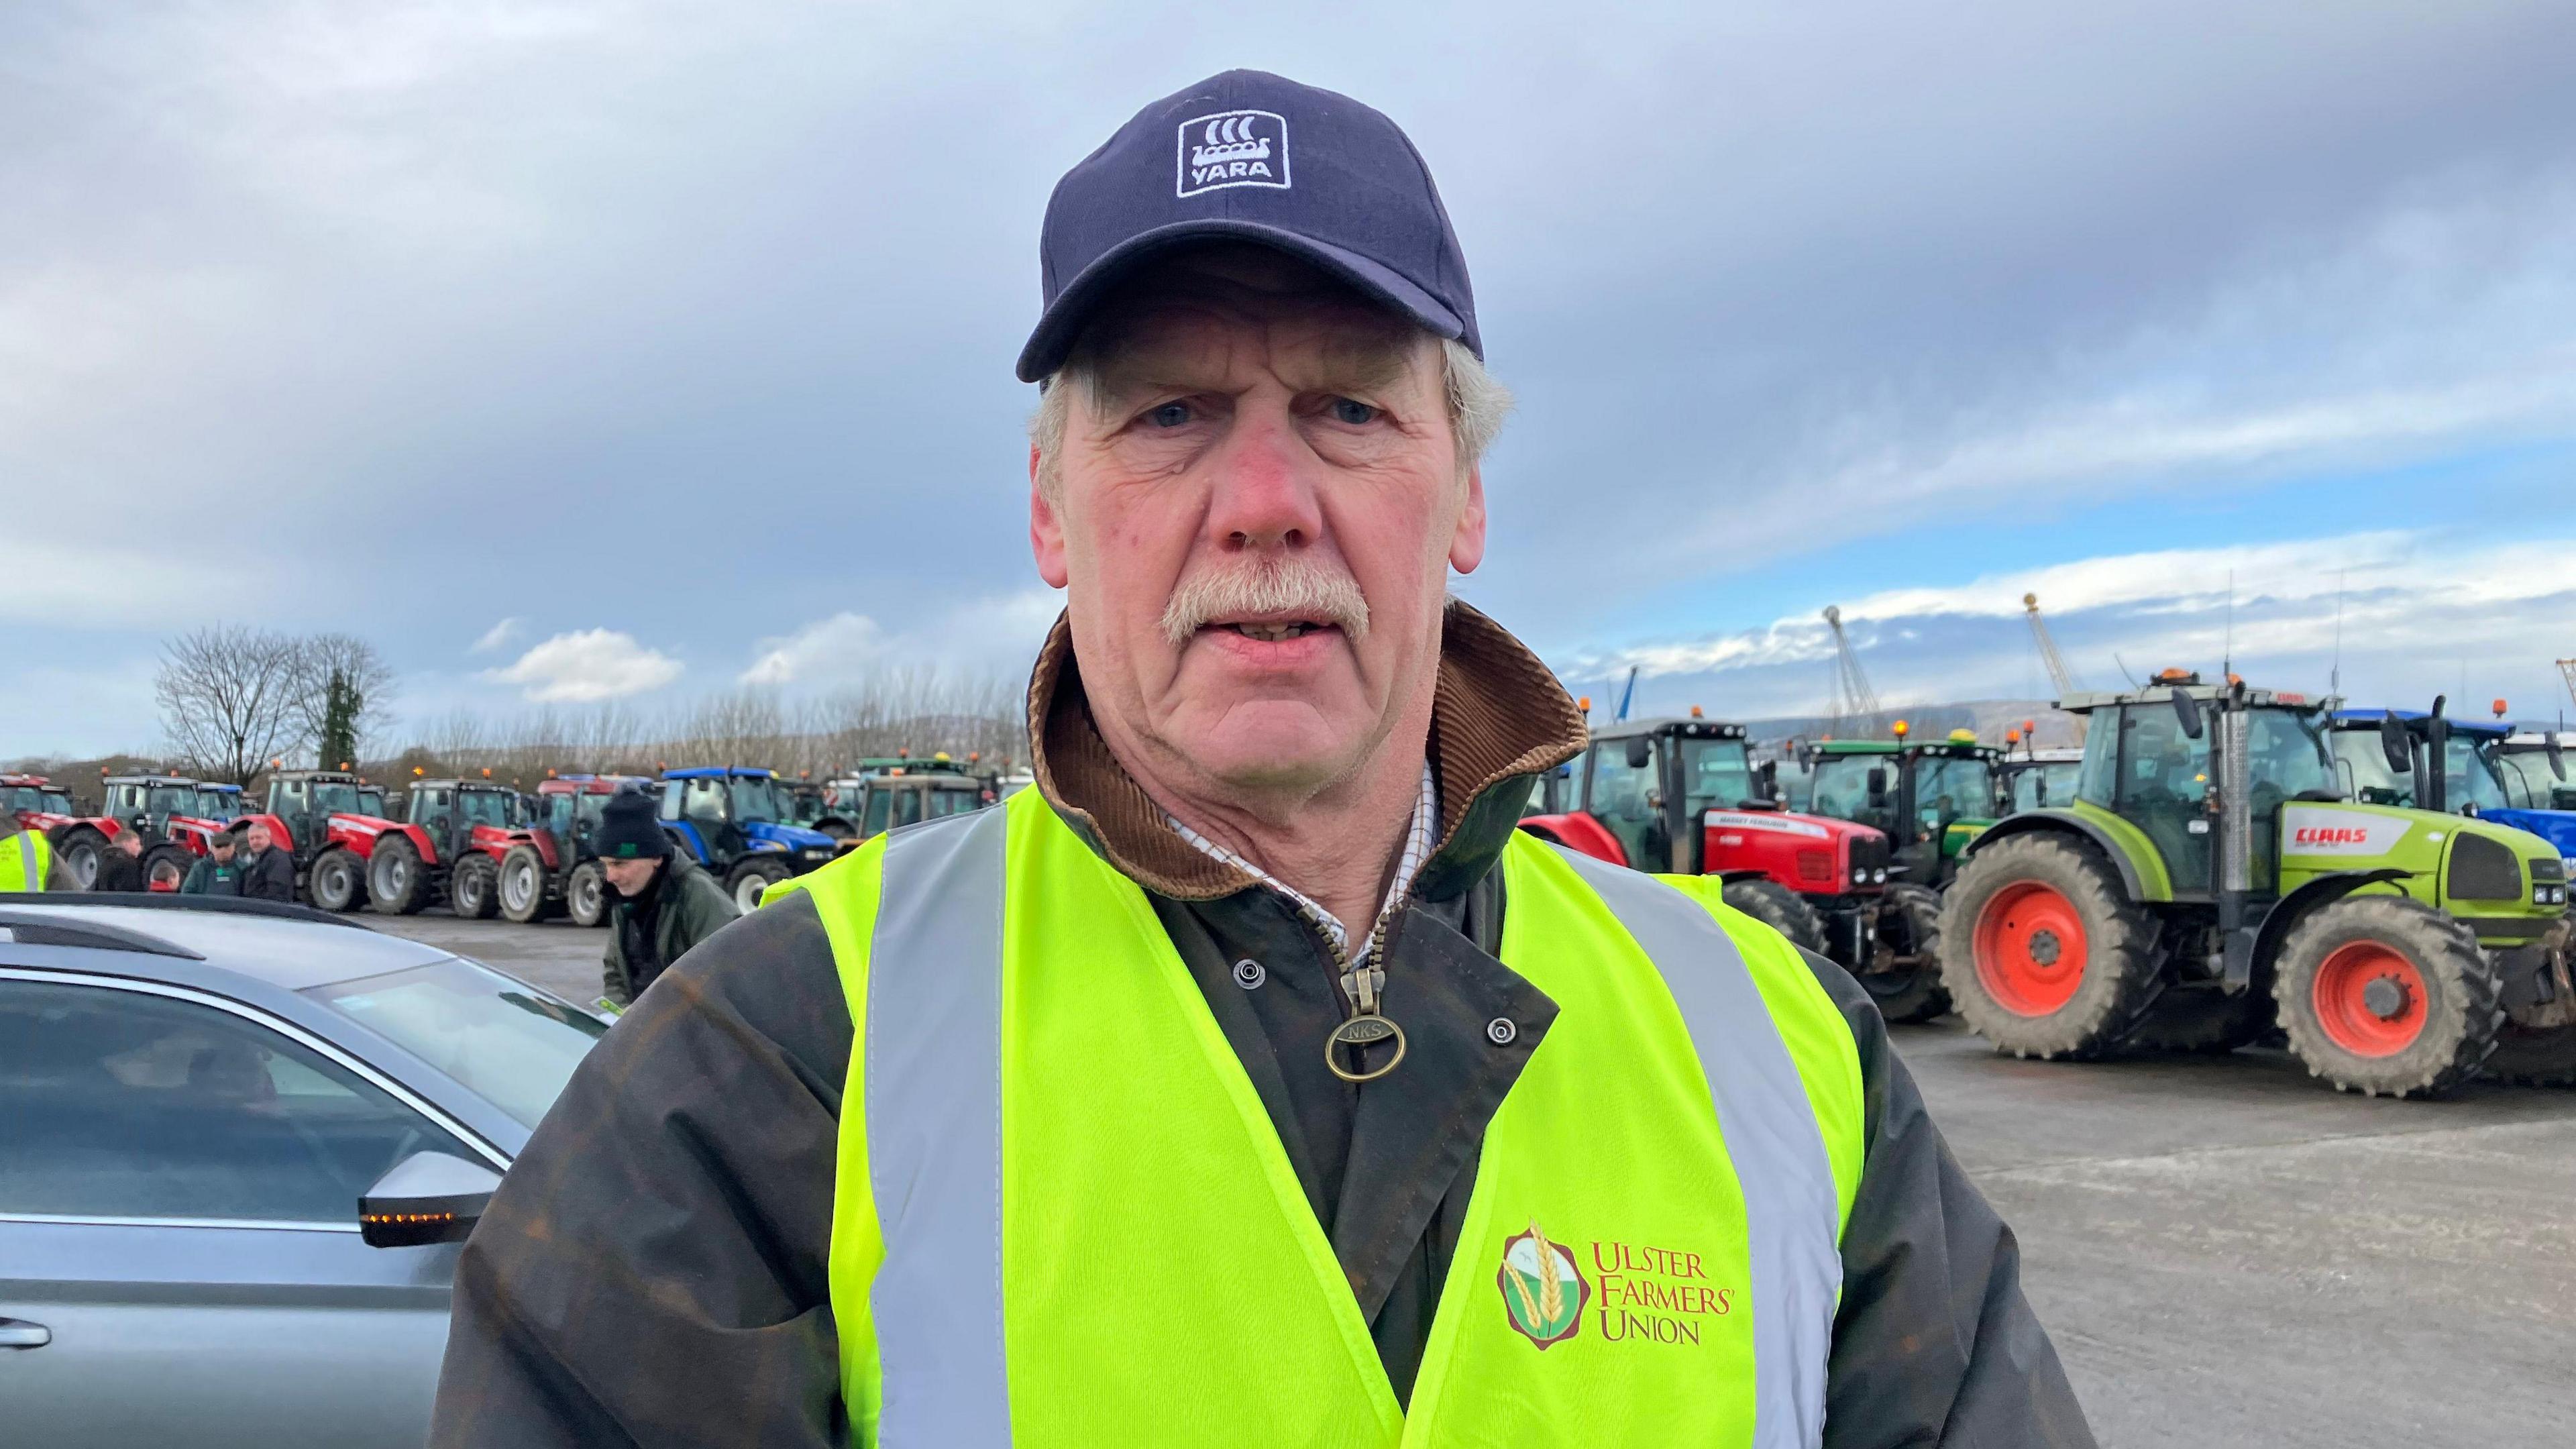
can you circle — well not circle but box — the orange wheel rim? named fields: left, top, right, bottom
left=2312, top=941, right=2427, bottom=1057
left=1974, top=881, right=2088, bottom=1016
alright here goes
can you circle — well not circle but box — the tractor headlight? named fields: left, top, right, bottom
left=1872, top=869, right=1887, bottom=883
left=802, top=847, right=833, bottom=861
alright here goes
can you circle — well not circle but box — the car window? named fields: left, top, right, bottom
left=310, top=958, right=604, bottom=1130
left=0, top=977, right=478, bottom=1223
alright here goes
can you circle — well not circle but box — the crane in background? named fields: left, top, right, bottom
left=2559, top=658, right=2576, bottom=717
left=1821, top=605, right=1883, bottom=738
left=2023, top=592, right=2084, bottom=698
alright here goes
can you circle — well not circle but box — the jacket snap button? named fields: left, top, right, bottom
left=1486, top=1018, right=1517, bottom=1045
left=1232, top=959, right=1267, bottom=989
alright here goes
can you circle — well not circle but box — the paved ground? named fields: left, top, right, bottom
left=378, top=910, right=2576, bottom=1448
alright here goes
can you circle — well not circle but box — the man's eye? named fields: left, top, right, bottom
left=1329, top=398, right=1380, bottom=425
left=1147, top=402, right=1192, bottom=428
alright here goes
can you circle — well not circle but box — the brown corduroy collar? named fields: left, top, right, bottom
left=1026, top=600, right=1589, bottom=902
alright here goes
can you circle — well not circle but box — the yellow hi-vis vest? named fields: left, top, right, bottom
left=772, top=786, right=1865, bottom=1448
left=0, top=829, right=52, bottom=892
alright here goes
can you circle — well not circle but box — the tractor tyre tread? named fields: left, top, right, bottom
left=368, top=838, right=431, bottom=916
left=1719, top=877, right=1829, bottom=957
left=451, top=853, right=500, bottom=920
left=309, top=847, right=366, bottom=913
left=1937, top=832, right=2161, bottom=1059
left=498, top=844, right=553, bottom=924
left=567, top=861, right=609, bottom=928
left=2271, top=896, right=2502, bottom=1098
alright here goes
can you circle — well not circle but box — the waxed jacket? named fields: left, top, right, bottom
left=431, top=603, right=2094, bottom=1448
left=600, top=854, right=739, bottom=1006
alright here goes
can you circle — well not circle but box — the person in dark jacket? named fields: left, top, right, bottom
left=592, top=789, right=739, bottom=1006
left=238, top=822, right=296, bottom=903
left=89, top=828, right=145, bottom=893
left=180, top=832, right=246, bottom=896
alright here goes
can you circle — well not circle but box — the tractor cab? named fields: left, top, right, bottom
left=1997, top=747, right=2086, bottom=815
left=191, top=782, right=246, bottom=823
left=100, top=774, right=201, bottom=841
left=778, top=779, right=829, bottom=830
left=1802, top=727, right=2001, bottom=888
left=816, top=755, right=989, bottom=841
left=258, top=770, right=394, bottom=855
left=404, top=780, right=527, bottom=865
left=2329, top=705, right=2576, bottom=873
left=3, top=773, right=76, bottom=832
left=2496, top=732, right=2576, bottom=812
left=1946, top=671, right=2573, bottom=1095
left=659, top=767, right=843, bottom=912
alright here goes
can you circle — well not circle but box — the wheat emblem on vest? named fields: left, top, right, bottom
left=1496, top=1221, right=1588, bottom=1348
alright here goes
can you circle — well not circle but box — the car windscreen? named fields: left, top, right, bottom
left=309, top=957, right=606, bottom=1129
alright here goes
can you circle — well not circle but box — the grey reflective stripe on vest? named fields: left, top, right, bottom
left=10, top=833, right=39, bottom=892
left=866, top=806, right=1013, bottom=1446
left=1552, top=849, right=1841, bottom=1449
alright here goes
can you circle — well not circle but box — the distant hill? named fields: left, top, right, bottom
left=1734, top=699, right=2088, bottom=751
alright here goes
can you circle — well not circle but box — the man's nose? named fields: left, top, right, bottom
left=1202, top=402, right=1324, bottom=554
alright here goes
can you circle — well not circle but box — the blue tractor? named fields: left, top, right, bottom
left=656, top=766, right=846, bottom=912
left=2326, top=700, right=2576, bottom=1086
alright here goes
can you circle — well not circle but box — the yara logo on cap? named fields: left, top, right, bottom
left=1177, top=109, right=1290, bottom=197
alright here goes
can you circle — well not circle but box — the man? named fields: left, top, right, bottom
left=434, top=71, right=2091, bottom=1447
left=180, top=830, right=246, bottom=896
left=591, top=788, right=738, bottom=1007
left=238, top=822, right=296, bottom=903
left=0, top=823, right=54, bottom=892
left=90, top=827, right=145, bottom=894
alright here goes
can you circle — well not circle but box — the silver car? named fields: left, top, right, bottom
left=0, top=896, right=606, bottom=1448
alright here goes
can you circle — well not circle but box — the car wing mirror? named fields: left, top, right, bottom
left=360, top=1150, right=502, bottom=1248
left=2378, top=710, right=2413, bottom=775
left=2171, top=689, right=2204, bottom=740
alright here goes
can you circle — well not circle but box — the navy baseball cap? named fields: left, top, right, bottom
left=1016, top=69, right=1480, bottom=382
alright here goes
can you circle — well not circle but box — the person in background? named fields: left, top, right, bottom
left=181, top=831, right=246, bottom=896
left=90, top=828, right=145, bottom=894
left=238, top=822, right=296, bottom=903
left=591, top=789, right=738, bottom=1008
left=0, top=822, right=56, bottom=892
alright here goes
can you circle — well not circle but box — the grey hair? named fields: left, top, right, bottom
left=1030, top=335, right=1510, bottom=500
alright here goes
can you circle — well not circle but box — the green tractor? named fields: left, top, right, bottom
left=1939, top=672, right=2573, bottom=1096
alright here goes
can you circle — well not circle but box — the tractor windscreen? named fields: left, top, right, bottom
left=313, top=782, right=363, bottom=816
left=1809, top=755, right=1896, bottom=835
left=2446, top=737, right=2511, bottom=813
left=2247, top=707, right=2337, bottom=804
left=148, top=784, right=195, bottom=818
left=1677, top=738, right=1758, bottom=816
left=42, top=790, right=70, bottom=814
left=2011, top=763, right=2083, bottom=812
left=458, top=790, right=515, bottom=828
left=1912, top=755, right=1993, bottom=828
left=728, top=775, right=784, bottom=824
left=2493, top=749, right=2573, bottom=810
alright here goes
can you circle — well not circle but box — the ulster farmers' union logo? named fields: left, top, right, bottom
left=1496, top=1222, right=1588, bottom=1348
left=1177, top=109, right=1290, bottom=197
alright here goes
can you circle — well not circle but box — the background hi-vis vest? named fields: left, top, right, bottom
left=773, top=788, right=1865, bottom=1448
left=1, top=829, right=52, bottom=892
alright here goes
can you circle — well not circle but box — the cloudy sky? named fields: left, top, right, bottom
left=9, top=1, right=2576, bottom=757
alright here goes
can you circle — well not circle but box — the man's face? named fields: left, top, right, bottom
left=115, top=830, right=143, bottom=857
left=1029, top=252, right=1487, bottom=799
left=244, top=824, right=271, bottom=853
left=602, top=857, right=661, bottom=896
left=211, top=838, right=235, bottom=863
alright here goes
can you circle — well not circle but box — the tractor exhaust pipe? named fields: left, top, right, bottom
left=2215, top=688, right=2257, bottom=989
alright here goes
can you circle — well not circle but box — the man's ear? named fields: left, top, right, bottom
left=1447, top=464, right=1488, bottom=575
left=1030, top=447, right=1070, bottom=588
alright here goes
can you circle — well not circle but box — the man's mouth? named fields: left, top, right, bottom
left=1218, top=621, right=1332, bottom=642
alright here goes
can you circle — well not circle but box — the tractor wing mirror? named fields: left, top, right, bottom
left=2378, top=711, right=2412, bottom=775
left=1865, top=766, right=1888, bottom=804
left=1623, top=736, right=1653, bottom=771
left=2548, top=733, right=2566, bottom=782
left=2171, top=689, right=2204, bottom=740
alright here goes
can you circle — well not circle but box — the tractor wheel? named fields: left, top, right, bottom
left=142, top=844, right=193, bottom=893
left=2485, top=1024, right=2576, bottom=1087
left=1938, top=833, right=2160, bottom=1059
left=2271, top=896, right=2501, bottom=1097
left=566, top=861, right=609, bottom=928
left=1719, top=877, right=1828, bottom=957
left=728, top=857, right=792, bottom=914
left=450, top=853, right=500, bottom=919
left=56, top=828, right=107, bottom=891
left=499, top=845, right=555, bottom=924
left=1861, top=883, right=1951, bottom=1023
left=2127, top=985, right=2272, bottom=1055
left=310, top=847, right=366, bottom=912
left=368, top=838, right=431, bottom=916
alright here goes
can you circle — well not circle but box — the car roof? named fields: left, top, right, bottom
left=0, top=898, right=451, bottom=989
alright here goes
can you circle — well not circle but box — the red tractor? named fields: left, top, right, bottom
left=1518, top=716, right=1945, bottom=1021
left=233, top=769, right=431, bottom=912
left=3, top=773, right=79, bottom=836
left=28, top=773, right=189, bottom=892
left=380, top=777, right=547, bottom=917
left=496, top=774, right=653, bottom=926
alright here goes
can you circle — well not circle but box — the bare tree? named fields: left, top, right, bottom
left=156, top=627, right=308, bottom=785
left=290, top=633, right=399, bottom=764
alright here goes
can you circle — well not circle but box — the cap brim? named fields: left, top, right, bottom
left=1014, top=220, right=1467, bottom=382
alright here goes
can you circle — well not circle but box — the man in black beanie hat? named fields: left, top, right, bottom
left=592, top=788, right=738, bottom=1007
